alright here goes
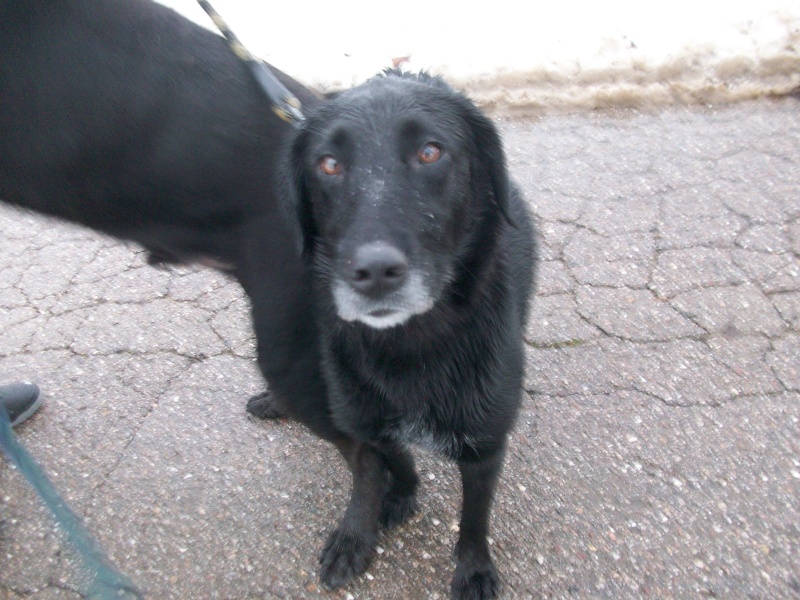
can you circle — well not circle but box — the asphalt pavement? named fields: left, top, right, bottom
left=1, top=97, right=798, bottom=599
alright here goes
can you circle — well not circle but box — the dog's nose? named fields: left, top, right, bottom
left=349, top=242, right=408, bottom=297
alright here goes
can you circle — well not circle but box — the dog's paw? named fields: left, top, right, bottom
left=246, top=391, right=287, bottom=419
left=318, top=529, right=374, bottom=590
left=380, top=491, right=418, bottom=529
left=450, top=557, right=499, bottom=600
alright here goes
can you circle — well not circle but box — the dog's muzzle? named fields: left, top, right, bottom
left=333, top=241, right=434, bottom=329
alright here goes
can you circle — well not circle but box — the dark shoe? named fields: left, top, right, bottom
left=1, top=381, right=42, bottom=427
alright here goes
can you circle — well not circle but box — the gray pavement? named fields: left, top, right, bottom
left=1, top=98, right=798, bottom=599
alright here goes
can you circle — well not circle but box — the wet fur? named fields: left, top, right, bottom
left=288, top=71, right=537, bottom=598
left=1, top=4, right=537, bottom=595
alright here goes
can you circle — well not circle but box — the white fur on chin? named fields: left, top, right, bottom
left=333, top=270, right=434, bottom=330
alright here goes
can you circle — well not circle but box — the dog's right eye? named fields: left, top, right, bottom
left=319, top=155, right=342, bottom=176
left=417, top=142, right=442, bottom=164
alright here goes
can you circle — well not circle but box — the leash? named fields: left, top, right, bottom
left=0, top=406, right=143, bottom=600
left=1, top=7, right=303, bottom=596
left=195, top=0, right=305, bottom=125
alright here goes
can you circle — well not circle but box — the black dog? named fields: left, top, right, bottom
left=279, top=70, right=537, bottom=599
left=2, top=3, right=537, bottom=596
left=0, top=0, right=335, bottom=435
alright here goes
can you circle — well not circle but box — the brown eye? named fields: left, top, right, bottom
left=319, top=155, right=342, bottom=175
left=418, top=142, right=442, bottom=164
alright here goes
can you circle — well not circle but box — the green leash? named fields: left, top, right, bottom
left=0, top=406, right=142, bottom=599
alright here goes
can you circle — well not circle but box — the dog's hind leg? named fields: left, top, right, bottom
left=378, top=443, right=419, bottom=529
left=319, top=437, right=386, bottom=590
left=451, top=451, right=505, bottom=600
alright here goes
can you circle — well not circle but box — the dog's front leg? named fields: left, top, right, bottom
left=319, top=437, right=386, bottom=590
left=451, top=451, right=505, bottom=600
left=377, top=442, right=419, bottom=529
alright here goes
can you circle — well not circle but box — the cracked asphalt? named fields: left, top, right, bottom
left=1, top=98, right=799, bottom=599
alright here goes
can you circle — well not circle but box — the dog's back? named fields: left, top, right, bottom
left=0, top=0, right=319, bottom=268
left=0, top=0, right=334, bottom=453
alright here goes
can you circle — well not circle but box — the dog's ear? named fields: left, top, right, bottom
left=458, top=98, right=516, bottom=228
left=285, top=126, right=317, bottom=254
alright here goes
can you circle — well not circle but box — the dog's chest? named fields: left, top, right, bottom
left=329, top=327, right=495, bottom=459
left=377, top=395, right=487, bottom=460
left=388, top=413, right=461, bottom=456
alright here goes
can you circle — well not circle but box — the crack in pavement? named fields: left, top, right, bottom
left=2, top=98, right=799, bottom=599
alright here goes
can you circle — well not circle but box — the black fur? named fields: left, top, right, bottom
left=0, top=0, right=322, bottom=268
left=1, top=4, right=537, bottom=596
left=0, top=0, right=339, bottom=439
left=287, top=71, right=537, bottom=599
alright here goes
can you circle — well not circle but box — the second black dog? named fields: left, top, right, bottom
left=281, top=70, right=537, bottom=599
left=0, top=0, right=337, bottom=437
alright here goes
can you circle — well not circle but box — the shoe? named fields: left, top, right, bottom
left=1, top=381, right=42, bottom=427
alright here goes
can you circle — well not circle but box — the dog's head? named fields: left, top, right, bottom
left=288, top=71, right=511, bottom=330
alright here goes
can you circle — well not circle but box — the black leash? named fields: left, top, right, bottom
left=195, top=0, right=305, bottom=125
left=0, top=407, right=143, bottom=599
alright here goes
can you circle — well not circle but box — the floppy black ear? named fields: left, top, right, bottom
left=458, top=98, right=516, bottom=227
left=285, top=126, right=317, bottom=254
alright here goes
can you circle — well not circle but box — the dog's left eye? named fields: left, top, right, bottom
left=417, top=143, right=442, bottom=164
